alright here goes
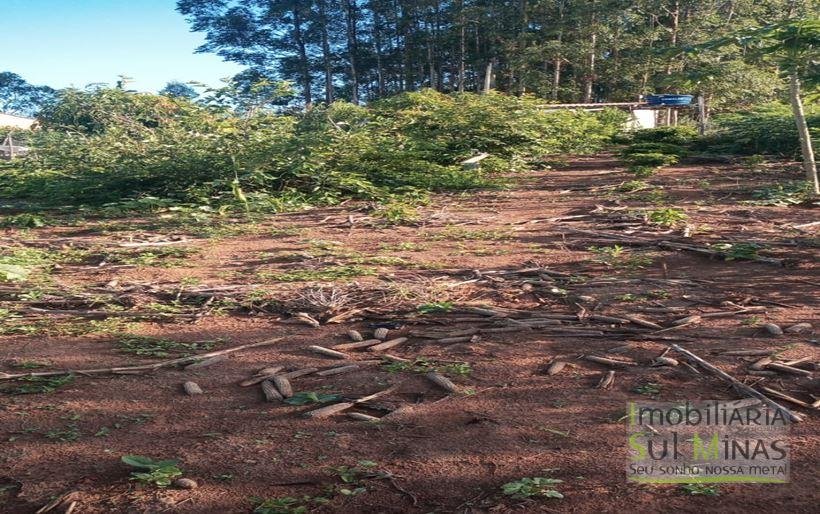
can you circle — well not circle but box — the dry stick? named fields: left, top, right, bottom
left=670, top=344, right=803, bottom=423
left=765, top=362, right=812, bottom=376
left=584, top=355, right=638, bottom=367
left=239, top=367, right=285, bottom=387
left=0, top=338, right=284, bottom=381
left=304, top=384, right=400, bottom=419
left=750, top=357, right=774, bottom=371
left=307, top=345, right=349, bottom=359
left=596, top=370, right=615, bottom=389
left=623, top=315, right=663, bottom=330
left=18, top=307, right=197, bottom=319
left=316, top=365, right=360, bottom=377
left=331, top=339, right=382, bottom=351
left=281, top=368, right=318, bottom=379
left=721, top=349, right=773, bottom=356
left=759, top=387, right=813, bottom=409
left=781, top=356, right=813, bottom=367
left=368, top=337, right=409, bottom=352
left=348, top=412, right=380, bottom=422
left=184, top=355, right=227, bottom=370
left=700, top=307, right=767, bottom=319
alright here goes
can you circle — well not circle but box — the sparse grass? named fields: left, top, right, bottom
left=741, top=315, right=763, bottom=326
left=417, top=301, right=454, bottom=314
left=618, top=180, right=654, bottom=193
left=374, top=201, right=421, bottom=225
left=350, top=255, right=410, bottom=266
left=116, top=334, right=219, bottom=358
left=428, top=227, right=513, bottom=241
left=680, top=483, right=720, bottom=496
left=45, top=424, right=81, bottom=442
left=253, top=495, right=329, bottom=514
left=259, top=265, right=377, bottom=282
left=2, top=375, right=74, bottom=395
left=708, top=242, right=761, bottom=261
left=749, top=181, right=810, bottom=206
left=587, top=245, right=654, bottom=270
left=632, top=383, right=661, bottom=396
left=378, top=242, right=428, bottom=252
left=383, top=357, right=471, bottom=376
left=0, top=213, right=50, bottom=228
left=103, top=247, right=199, bottom=267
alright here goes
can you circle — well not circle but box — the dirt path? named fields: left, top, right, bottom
left=0, top=156, right=817, bottom=513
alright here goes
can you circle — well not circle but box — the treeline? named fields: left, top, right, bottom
left=177, top=0, right=812, bottom=107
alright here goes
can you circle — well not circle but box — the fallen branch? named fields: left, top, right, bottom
left=670, top=344, right=803, bottom=423
left=0, top=338, right=283, bottom=381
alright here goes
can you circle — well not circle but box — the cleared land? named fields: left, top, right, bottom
left=0, top=155, right=817, bottom=513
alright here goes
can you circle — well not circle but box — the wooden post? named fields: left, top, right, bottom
left=7, top=135, right=13, bottom=159
left=697, top=95, right=707, bottom=135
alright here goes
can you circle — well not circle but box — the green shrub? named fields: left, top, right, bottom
left=698, top=103, right=819, bottom=157
left=627, top=165, right=659, bottom=177
left=624, top=152, right=679, bottom=167
left=631, top=126, right=698, bottom=145
left=0, top=88, right=627, bottom=208
left=621, top=142, right=688, bottom=157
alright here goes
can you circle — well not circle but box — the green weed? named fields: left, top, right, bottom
left=260, top=265, right=376, bottom=282
left=3, top=375, right=74, bottom=395
left=501, top=476, right=564, bottom=500
left=121, top=455, right=183, bottom=487
left=680, top=483, right=720, bottom=496
left=646, top=208, right=687, bottom=227
left=116, top=334, right=219, bottom=358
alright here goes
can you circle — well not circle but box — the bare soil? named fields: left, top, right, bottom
left=0, top=155, right=818, bottom=513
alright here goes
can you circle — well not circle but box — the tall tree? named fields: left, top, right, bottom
left=0, top=72, right=56, bottom=116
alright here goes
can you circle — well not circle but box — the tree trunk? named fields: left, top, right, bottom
left=583, top=2, right=597, bottom=103
left=483, top=58, right=496, bottom=93
left=343, top=0, right=360, bottom=104
left=583, top=31, right=596, bottom=102
left=292, top=4, right=312, bottom=108
left=373, top=8, right=386, bottom=98
left=317, top=0, right=334, bottom=104
left=458, top=0, right=465, bottom=92
left=789, top=74, right=819, bottom=195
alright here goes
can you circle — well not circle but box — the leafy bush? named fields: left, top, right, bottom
left=626, top=165, right=658, bottom=178
left=697, top=103, right=818, bottom=157
left=0, top=88, right=626, bottom=208
left=621, top=142, right=689, bottom=157
left=631, top=126, right=698, bottom=145
left=624, top=153, right=679, bottom=167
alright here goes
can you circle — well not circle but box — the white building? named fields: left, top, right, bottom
left=0, top=113, right=36, bottom=130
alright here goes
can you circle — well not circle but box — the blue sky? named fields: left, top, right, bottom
left=2, top=0, right=242, bottom=92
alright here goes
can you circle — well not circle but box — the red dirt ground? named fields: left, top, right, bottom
left=0, top=155, right=818, bottom=513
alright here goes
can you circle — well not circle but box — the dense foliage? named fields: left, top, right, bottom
left=700, top=103, right=819, bottom=157
left=0, top=88, right=625, bottom=207
left=176, top=1, right=812, bottom=107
